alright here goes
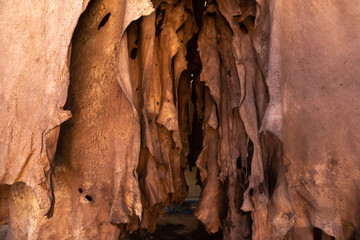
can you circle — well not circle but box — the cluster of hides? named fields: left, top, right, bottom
left=127, top=0, right=199, bottom=231
left=0, top=0, right=360, bottom=239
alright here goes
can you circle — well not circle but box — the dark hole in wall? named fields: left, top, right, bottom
left=98, top=12, right=111, bottom=30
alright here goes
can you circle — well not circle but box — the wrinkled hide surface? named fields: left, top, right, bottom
left=0, top=0, right=89, bottom=213
left=1, top=0, right=154, bottom=239
left=1, top=0, right=360, bottom=239
left=278, top=1, right=360, bottom=239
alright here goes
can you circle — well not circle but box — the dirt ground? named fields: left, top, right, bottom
left=122, top=214, right=222, bottom=240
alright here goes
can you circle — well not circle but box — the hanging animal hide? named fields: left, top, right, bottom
left=0, top=0, right=359, bottom=239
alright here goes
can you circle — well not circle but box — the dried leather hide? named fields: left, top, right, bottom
left=1, top=0, right=360, bottom=239
left=1, top=0, right=154, bottom=239
left=276, top=1, right=360, bottom=239
left=0, top=0, right=90, bottom=214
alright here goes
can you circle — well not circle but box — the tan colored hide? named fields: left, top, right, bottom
left=137, top=0, right=198, bottom=229
left=0, top=0, right=90, bottom=214
left=277, top=1, right=360, bottom=239
left=2, top=0, right=154, bottom=239
left=196, top=0, right=360, bottom=239
left=1, top=0, right=360, bottom=239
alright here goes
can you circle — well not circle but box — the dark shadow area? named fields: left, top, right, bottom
left=122, top=214, right=222, bottom=240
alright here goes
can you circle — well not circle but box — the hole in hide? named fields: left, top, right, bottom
left=98, top=12, right=111, bottom=30
left=236, top=157, right=242, bottom=169
left=249, top=188, right=253, bottom=196
left=239, top=23, right=249, bottom=34
left=130, top=48, right=138, bottom=59
left=85, top=195, right=93, bottom=202
left=247, top=139, right=254, bottom=176
left=78, top=188, right=83, bottom=193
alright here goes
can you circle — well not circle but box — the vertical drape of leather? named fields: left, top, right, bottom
left=216, top=0, right=296, bottom=239
left=126, top=0, right=199, bottom=231
left=3, top=0, right=360, bottom=239
left=141, top=0, right=198, bottom=206
left=216, top=8, right=253, bottom=240
left=0, top=0, right=89, bottom=216
left=275, top=1, right=360, bottom=239
left=130, top=12, right=168, bottom=232
left=194, top=4, right=253, bottom=238
left=216, top=1, right=269, bottom=239
left=5, top=0, right=154, bottom=239
left=154, top=0, right=195, bottom=205
left=193, top=7, right=221, bottom=234
left=192, top=1, right=295, bottom=239
left=215, top=0, right=360, bottom=239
